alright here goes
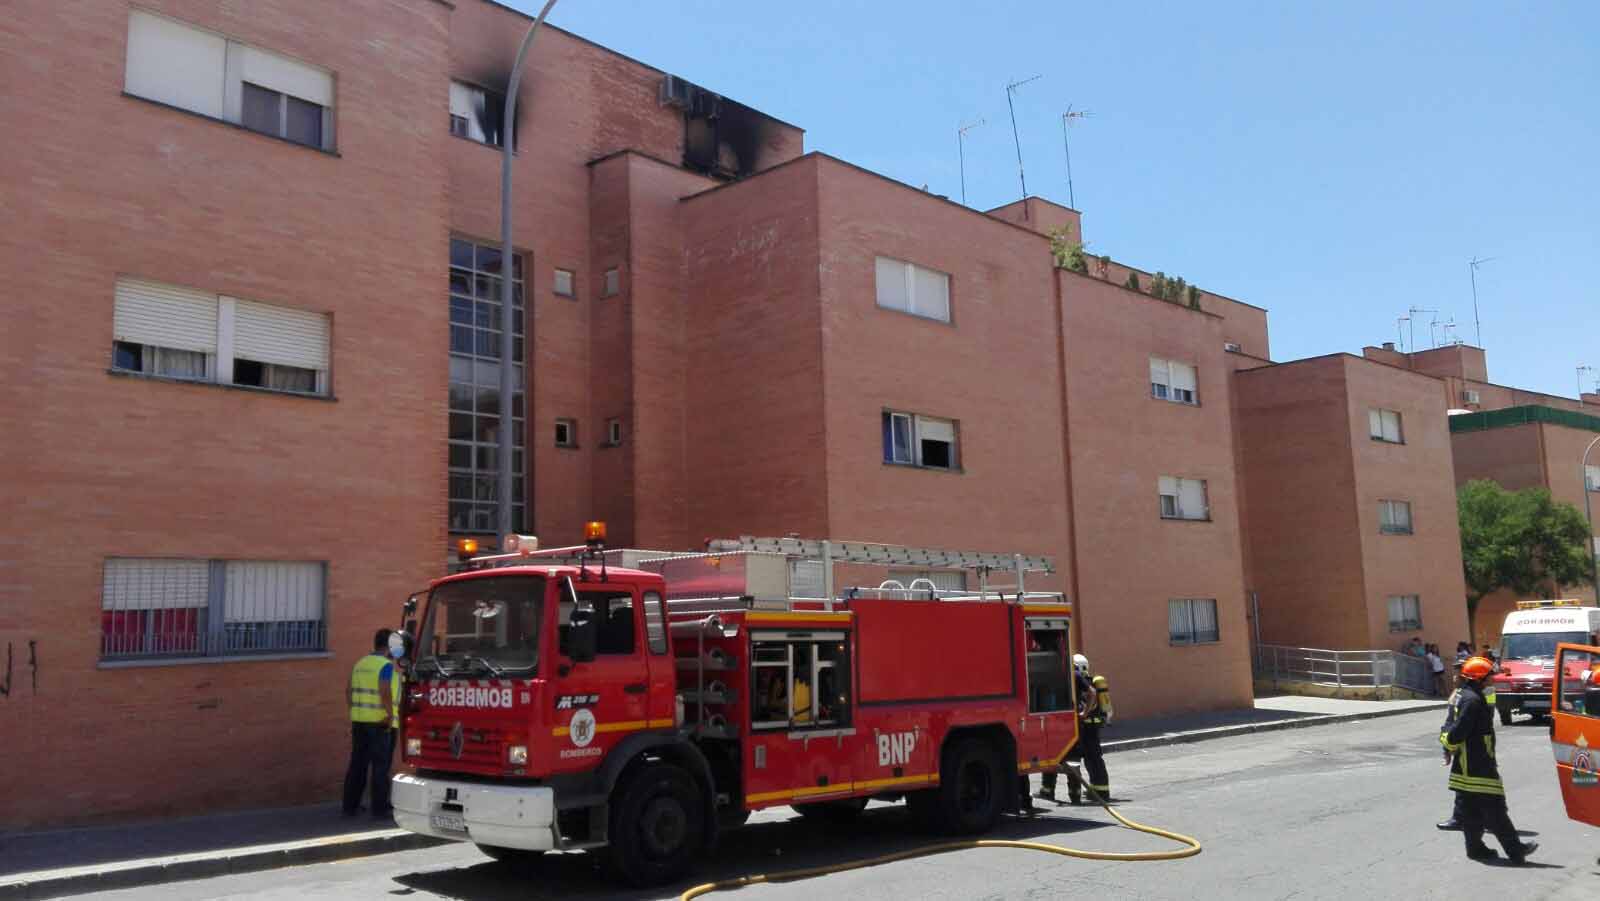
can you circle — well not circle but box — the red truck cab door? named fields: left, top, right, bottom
left=546, top=579, right=666, bottom=772
left=1551, top=643, right=1600, bottom=828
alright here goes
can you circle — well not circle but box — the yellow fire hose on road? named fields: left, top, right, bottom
left=679, top=771, right=1202, bottom=900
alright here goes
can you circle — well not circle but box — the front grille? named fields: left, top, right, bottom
left=417, top=724, right=507, bottom=766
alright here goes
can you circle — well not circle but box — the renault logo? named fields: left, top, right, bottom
left=448, top=721, right=465, bottom=760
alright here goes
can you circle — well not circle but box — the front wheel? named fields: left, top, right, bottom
left=606, top=763, right=706, bottom=887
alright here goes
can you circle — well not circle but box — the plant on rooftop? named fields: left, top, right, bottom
left=1049, top=228, right=1088, bottom=273
left=1187, top=284, right=1202, bottom=309
left=1124, top=272, right=1141, bottom=292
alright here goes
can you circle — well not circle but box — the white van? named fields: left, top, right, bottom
left=1494, top=600, right=1600, bottom=724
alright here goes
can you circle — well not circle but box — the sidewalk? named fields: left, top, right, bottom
left=0, top=695, right=1446, bottom=900
left=1104, top=692, right=1448, bottom=752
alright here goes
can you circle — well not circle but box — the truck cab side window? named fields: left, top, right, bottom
left=578, top=590, right=636, bottom=655
left=1559, top=649, right=1600, bottom=717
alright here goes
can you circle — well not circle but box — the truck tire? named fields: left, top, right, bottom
left=793, top=797, right=869, bottom=822
left=606, top=762, right=705, bottom=887
left=932, top=738, right=1004, bottom=835
left=1498, top=705, right=1513, bottom=726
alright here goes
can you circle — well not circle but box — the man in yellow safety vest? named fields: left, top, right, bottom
left=343, top=629, right=398, bottom=818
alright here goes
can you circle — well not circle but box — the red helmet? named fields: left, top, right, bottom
left=1590, top=668, right=1600, bottom=688
left=1460, top=656, right=1495, bottom=680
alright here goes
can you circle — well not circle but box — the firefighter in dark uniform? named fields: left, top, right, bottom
left=1038, top=653, right=1112, bottom=805
left=1440, top=656, right=1538, bottom=862
left=1436, top=658, right=1468, bottom=831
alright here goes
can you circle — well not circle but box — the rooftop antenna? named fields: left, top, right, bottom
left=957, top=117, right=985, bottom=207
left=1005, top=74, right=1043, bottom=217
left=1396, top=316, right=1409, bottom=351
left=1468, top=256, right=1497, bottom=347
left=1406, top=306, right=1437, bottom=354
left=1579, top=365, right=1596, bottom=398
left=1060, top=106, right=1092, bottom=209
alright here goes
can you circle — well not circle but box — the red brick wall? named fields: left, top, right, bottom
left=1342, top=357, right=1470, bottom=651
left=1235, top=357, right=1370, bottom=649
left=0, top=0, right=452, bottom=828
left=814, top=158, right=1069, bottom=581
left=679, top=157, right=829, bottom=540
left=1059, top=273, right=1254, bottom=717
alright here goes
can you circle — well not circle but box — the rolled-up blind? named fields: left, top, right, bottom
left=875, top=257, right=909, bottom=311
left=1179, top=478, right=1208, bottom=517
left=237, top=44, right=333, bottom=106
left=103, top=558, right=210, bottom=611
left=114, top=278, right=218, bottom=353
left=234, top=299, right=329, bottom=370
left=125, top=10, right=226, bottom=118
left=912, top=265, right=950, bottom=321
left=1171, top=362, right=1197, bottom=393
left=917, top=417, right=955, bottom=444
left=224, top=561, right=323, bottom=623
left=1150, top=357, right=1170, bottom=387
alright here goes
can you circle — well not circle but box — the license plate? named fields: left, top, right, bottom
left=430, top=812, right=467, bottom=834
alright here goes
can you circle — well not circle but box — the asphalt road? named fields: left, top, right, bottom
left=73, top=710, right=1600, bottom=900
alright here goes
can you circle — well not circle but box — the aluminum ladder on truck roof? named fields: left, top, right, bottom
left=709, top=536, right=1056, bottom=610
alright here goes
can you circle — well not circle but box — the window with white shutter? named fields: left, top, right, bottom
left=1369, top=408, right=1404, bottom=443
left=1160, top=476, right=1210, bottom=520
left=231, top=298, right=330, bottom=394
left=882, top=410, right=959, bottom=470
left=1387, top=595, right=1422, bottom=631
left=125, top=11, right=227, bottom=118
left=1379, top=499, right=1413, bottom=534
left=1169, top=599, right=1219, bottom=645
left=110, top=277, right=330, bottom=396
left=125, top=11, right=335, bottom=150
left=1586, top=465, right=1600, bottom=491
left=1150, top=356, right=1198, bottom=404
left=874, top=257, right=952, bottom=323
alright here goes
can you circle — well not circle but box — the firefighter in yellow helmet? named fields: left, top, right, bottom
left=1440, top=656, right=1537, bottom=863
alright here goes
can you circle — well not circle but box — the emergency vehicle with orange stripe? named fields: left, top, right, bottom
left=390, top=524, right=1080, bottom=886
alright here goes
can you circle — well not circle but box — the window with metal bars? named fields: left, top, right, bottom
left=448, top=237, right=526, bottom=534
left=101, top=558, right=326, bottom=661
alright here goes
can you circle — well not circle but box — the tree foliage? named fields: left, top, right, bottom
left=1458, top=479, right=1593, bottom=632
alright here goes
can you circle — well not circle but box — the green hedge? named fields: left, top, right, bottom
left=1449, top=404, right=1600, bottom=435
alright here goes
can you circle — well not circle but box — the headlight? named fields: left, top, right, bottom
left=405, top=737, right=422, bottom=757
left=508, top=745, right=528, bottom=765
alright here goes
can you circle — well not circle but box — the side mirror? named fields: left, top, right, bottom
left=566, top=606, right=598, bottom=663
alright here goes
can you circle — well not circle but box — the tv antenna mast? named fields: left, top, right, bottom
left=1004, top=75, right=1043, bottom=216
left=1406, top=306, right=1436, bottom=353
left=957, top=117, right=985, bottom=207
left=1468, top=256, right=1496, bottom=347
left=1396, top=315, right=1409, bottom=351
left=1060, top=106, right=1092, bottom=209
left=1579, top=365, right=1596, bottom=399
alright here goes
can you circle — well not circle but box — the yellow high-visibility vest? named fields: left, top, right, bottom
left=350, top=654, right=391, bottom=724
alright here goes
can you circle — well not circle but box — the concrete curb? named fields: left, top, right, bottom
left=1103, top=702, right=1449, bottom=754
left=0, top=829, right=447, bottom=901
left=0, top=704, right=1449, bottom=899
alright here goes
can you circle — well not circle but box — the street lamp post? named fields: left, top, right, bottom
left=1584, top=435, right=1600, bottom=603
left=497, top=0, right=559, bottom=542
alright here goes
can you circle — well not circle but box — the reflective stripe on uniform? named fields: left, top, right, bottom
left=1449, top=775, right=1505, bottom=796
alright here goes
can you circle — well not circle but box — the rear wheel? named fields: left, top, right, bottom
left=793, top=797, right=869, bottom=822
left=932, top=738, right=1004, bottom=835
left=606, top=763, right=705, bottom=887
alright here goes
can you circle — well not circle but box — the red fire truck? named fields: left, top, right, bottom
left=390, top=526, right=1079, bottom=886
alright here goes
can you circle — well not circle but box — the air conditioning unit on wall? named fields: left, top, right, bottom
left=658, top=74, right=693, bottom=110
left=1462, top=389, right=1481, bottom=405
left=1224, top=342, right=1241, bottom=353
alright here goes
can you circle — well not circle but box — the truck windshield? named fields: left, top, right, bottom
left=1500, top=631, right=1588, bottom=662
left=416, top=576, right=544, bottom=678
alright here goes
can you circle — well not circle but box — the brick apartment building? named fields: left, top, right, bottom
left=0, top=0, right=1495, bottom=828
left=1360, top=344, right=1600, bottom=646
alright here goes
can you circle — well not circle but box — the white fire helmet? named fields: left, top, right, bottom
left=1073, top=653, right=1090, bottom=674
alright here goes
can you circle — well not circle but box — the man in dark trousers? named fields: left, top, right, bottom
left=1440, top=656, right=1537, bottom=862
left=343, top=628, right=397, bottom=818
left=1038, top=653, right=1112, bottom=805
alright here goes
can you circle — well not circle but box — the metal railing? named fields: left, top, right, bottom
left=1254, top=644, right=1437, bottom=694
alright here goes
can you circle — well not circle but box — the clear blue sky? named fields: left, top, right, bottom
left=521, top=1, right=1598, bottom=399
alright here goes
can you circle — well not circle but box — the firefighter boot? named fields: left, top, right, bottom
left=1508, top=841, right=1538, bottom=865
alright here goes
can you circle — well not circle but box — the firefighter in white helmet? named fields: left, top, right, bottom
left=1039, top=653, right=1113, bottom=804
